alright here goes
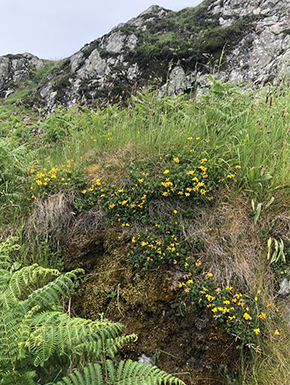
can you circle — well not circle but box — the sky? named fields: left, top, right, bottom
left=1, top=0, right=203, bottom=60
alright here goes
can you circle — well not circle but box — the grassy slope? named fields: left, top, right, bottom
left=1, top=78, right=290, bottom=383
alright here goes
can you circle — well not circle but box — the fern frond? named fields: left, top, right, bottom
left=54, top=363, right=104, bottom=385
left=0, top=265, right=60, bottom=310
left=0, top=309, right=22, bottom=373
left=54, top=360, right=186, bottom=385
left=74, top=332, right=136, bottom=361
left=114, top=359, right=186, bottom=385
left=24, top=269, right=83, bottom=311
left=17, top=306, right=41, bottom=361
left=0, top=370, right=36, bottom=385
left=26, top=312, right=124, bottom=367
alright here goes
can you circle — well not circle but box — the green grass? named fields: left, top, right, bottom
left=1, top=78, right=290, bottom=383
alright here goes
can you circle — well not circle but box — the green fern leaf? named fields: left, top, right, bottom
left=114, top=359, right=185, bottom=385
left=0, top=370, right=36, bottom=385
left=24, top=269, right=83, bottom=311
left=0, top=308, right=22, bottom=372
left=26, top=312, right=124, bottom=367
left=54, top=360, right=186, bottom=385
left=74, top=332, right=137, bottom=362
left=54, top=363, right=104, bottom=385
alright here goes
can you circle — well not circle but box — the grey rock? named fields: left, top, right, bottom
left=104, top=31, right=126, bottom=53
left=138, top=354, right=154, bottom=366
left=77, top=49, right=108, bottom=79
left=0, top=53, right=44, bottom=97
left=0, top=57, right=10, bottom=88
left=279, top=278, right=290, bottom=296
left=70, top=52, right=85, bottom=73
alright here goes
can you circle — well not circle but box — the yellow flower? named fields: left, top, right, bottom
left=235, top=165, right=241, bottom=169
left=258, top=313, right=266, bottom=320
left=243, top=313, right=252, bottom=320
left=196, top=137, right=200, bottom=140
left=50, top=167, right=58, bottom=174
left=227, top=174, right=235, bottom=179
left=173, top=210, right=177, bottom=214
left=109, top=204, right=115, bottom=209
left=36, top=180, right=42, bottom=186
left=163, top=170, right=170, bottom=174
left=253, top=328, right=260, bottom=335
left=187, top=170, right=195, bottom=175
left=138, top=179, right=144, bottom=183
left=187, top=279, right=193, bottom=284
left=207, top=273, right=213, bottom=277
left=187, top=137, right=193, bottom=140
left=225, top=286, right=233, bottom=290
left=121, top=200, right=128, bottom=205
left=82, top=190, right=87, bottom=194
left=274, top=330, right=280, bottom=336
left=173, top=157, right=180, bottom=163
left=162, top=192, right=168, bottom=196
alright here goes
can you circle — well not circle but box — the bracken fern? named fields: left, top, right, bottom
left=0, top=238, right=185, bottom=385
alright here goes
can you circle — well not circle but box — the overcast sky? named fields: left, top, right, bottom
left=1, top=0, right=203, bottom=60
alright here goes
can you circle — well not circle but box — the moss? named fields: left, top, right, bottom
left=70, top=222, right=240, bottom=385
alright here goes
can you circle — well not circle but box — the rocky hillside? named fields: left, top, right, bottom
left=1, top=0, right=290, bottom=111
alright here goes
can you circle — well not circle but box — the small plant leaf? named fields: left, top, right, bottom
left=267, top=237, right=272, bottom=260
left=254, top=203, right=262, bottom=224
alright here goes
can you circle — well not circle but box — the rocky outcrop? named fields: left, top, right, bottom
left=162, top=0, right=290, bottom=94
left=210, top=0, right=290, bottom=88
left=2, top=0, right=290, bottom=110
left=0, top=53, right=44, bottom=98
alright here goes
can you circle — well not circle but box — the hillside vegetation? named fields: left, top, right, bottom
left=1, top=77, right=290, bottom=384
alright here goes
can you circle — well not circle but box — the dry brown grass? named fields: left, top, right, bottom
left=186, top=191, right=270, bottom=289
left=25, top=192, right=76, bottom=242
left=26, top=191, right=107, bottom=248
